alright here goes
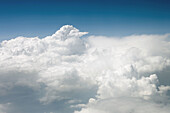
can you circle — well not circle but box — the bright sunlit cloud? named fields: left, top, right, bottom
left=0, top=25, right=170, bottom=113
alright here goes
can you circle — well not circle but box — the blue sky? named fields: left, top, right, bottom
left=0, top=0, right=170, bottom=41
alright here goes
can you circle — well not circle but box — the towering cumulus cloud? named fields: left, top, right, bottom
left=0, top=25, right=170, bottom=113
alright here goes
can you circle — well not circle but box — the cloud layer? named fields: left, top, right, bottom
left=0, top=25, right=170, bottom=113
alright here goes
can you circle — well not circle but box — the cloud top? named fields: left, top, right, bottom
left=50, top=25, right=88, bottom=40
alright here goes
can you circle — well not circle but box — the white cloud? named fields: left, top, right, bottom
left=74, top=97, right=170, bottom=113
left=0, top=25, right=170, bottom=113
left=0, top=103, right=11, bottom=113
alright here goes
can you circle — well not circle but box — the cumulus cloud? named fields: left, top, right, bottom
left=0, top=25, right=170, bottom=113
left=74, top=97, right=170, bottom=113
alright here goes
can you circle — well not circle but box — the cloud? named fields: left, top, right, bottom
left=0, top=103, right=11, bottom=113
left=74, top=97, right=170, bottom=113
left=0, top=25, right=170, bottom=113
